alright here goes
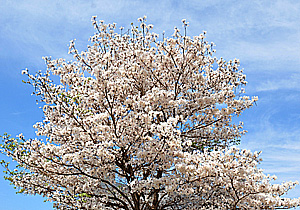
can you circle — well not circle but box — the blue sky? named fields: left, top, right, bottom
left=0, top=0, right=299, bottom=209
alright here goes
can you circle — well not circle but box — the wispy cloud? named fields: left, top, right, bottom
left=255, top=73, right=300, bottom=92
left=182, top=0, right=300, bottom=73
left=240, top=101, right=300, bottom=182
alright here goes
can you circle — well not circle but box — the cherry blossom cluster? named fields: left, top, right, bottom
left=1, top=17, right=298, bottom=209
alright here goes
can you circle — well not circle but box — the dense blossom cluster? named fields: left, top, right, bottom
left=1, top=17, right=299, bottom=209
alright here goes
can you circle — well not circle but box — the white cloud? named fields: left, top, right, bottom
left=255, top=74, right=300, bottom=92
left=181, top=0, right=300, bottom=74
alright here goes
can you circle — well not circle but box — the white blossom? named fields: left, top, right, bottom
left=0, top=17, right=298, bottom=210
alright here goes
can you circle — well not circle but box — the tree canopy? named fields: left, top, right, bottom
left=1, top=16, right=299, bottom=210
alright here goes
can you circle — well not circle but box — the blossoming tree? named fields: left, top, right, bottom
left=1, top=17, right=299, bottom=209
